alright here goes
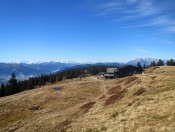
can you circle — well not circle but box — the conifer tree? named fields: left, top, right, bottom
left=167, top=59, right=175, bottom=66
left=170, top=59, right=175, bottom=66
left=6, top=73, right=18, bottom=95
left=150, top=61, right=156, bottom=67
left=166, top=60, right=170, bottom=66
left=157, top=59, right=164, bottom=66
left=0, top=83, right=5, bottom=97
left=137, top=62, right=142, bottom=69
left=143, top=64, right=146, bottom=69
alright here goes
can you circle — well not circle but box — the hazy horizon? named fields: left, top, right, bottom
left=0, top=0, right=175, bottom=62
left=0, top=57, right=171, bottom=64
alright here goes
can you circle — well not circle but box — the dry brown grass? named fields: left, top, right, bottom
left=0, top=111, right=33, bottom=129
left=1, top=67, right=175, bottom=132
left=55, top=120, right=72, bottom=132
left=115, top=78, right=126, bottom=84
left=123, top=76, right=138, bottom=85
left=144, top=66, right=159, bottom=73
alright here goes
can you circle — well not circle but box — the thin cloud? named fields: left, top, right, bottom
left=96, top=0, right=160, bottom=18
left=95, top=1, right=124, bottom=16
left=95, top=0, right=175, bottom=34
left=122, top=16, right=175, bottom=33
left=135, top=0, right=160, bottom=16
left=151, top=16, right=175, bottom=33
left=165, top=26, right=175, bottom=33
left=121, top=23, right=155, bottom=28
left=167, top=41, right=173, bottom=44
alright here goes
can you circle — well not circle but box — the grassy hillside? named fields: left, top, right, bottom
left=0, top=66, right=175, bottom=132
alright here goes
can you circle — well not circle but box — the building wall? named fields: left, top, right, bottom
left=107, top=68, right=118, bottom=74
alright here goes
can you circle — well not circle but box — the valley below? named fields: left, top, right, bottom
left=0, top=66, right=175, bottom=132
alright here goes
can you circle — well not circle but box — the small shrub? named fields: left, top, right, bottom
left=104, top=89, right=127, bottom=106
left=128, top=102, right=132, bottom=106
left=133, top=88, right=146, bottom=96
left=128, top=99, right=138, bottom=106
left=107, top=85, right=122, bottom=95
left=124, top=77, right=138, bottom=85
left=151, top=76, right=157, bottom=79
left=100, top=126, right=107, bottom=131
left=86, top=128, right=99, bottom=132
left=80, top=102, right=96, bottom=113
left=104, top=94, right=121, bottom=106
left=99, top=95, right=105, bottom=100
left=121, top=118, right=127, bottom=122
left=125, top=80, right=140, bottom=89
left=56, top=120, right=71, bottom=132
left=115, top=78, right=125, bottom=84
left=111, top=111, right=119, bottom=118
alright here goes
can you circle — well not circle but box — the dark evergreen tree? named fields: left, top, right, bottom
left=166, top=59, right=175, bottom=66
left=0, top=83, right=5, bottom=97
left=4, top=84, right=13, bottom=96
left=4, top=73, right=18, bottom=95
left=157, top=59, right=164, bottom=66
left=143, top=64, right=146, bottom=69
left=19, top=80, right=27, bottom=91
left=136, top=62, right=142, bottom=69
left=166, top=60, right=170, bottom=66
left=26, top=78, right=35, bottom=90
left=150, top=61, right=156, bottom=67
left=10, top=73, right=18, bottom=93
left=169, top=59, right=175, bottom=66
left=49, top=74, right=56, bottom=83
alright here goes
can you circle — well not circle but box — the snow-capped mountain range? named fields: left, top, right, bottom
left=127, top=58, right=165, bottom=66
left=0, top=61, right=80, bottom=84
left=9, top=60, right=83, bottom=64
left=0, top=58, right=170, bottom=84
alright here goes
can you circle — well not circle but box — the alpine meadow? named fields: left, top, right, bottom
left=0, top=0, right=175, bottom=132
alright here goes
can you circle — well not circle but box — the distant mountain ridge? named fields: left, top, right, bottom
left=127, top=58, right=167, bottom=66
left=0, top=61, right=122, bottom=83
left=0, top=62, right=79, bottom=83
left=7, top=60, right=83, bottom=65
left=0, top=58, right=169, bottom=84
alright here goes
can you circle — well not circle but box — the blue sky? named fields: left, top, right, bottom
left=0, top=0, right=175, bottom=63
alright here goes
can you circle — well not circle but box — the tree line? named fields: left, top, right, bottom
left=0, top=65, right=107, bottom=97
left=1, top=59, right=175, bottom=97
left=136, top=59, right=175, bottom=69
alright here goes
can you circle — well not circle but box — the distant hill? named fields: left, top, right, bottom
left=0, top=61, right=123, bottom=83
left=0, top=62, right=79, bottom=83
left=69, top=62, right=122, bottom=69
left=0, top=58, right=170, bottom=83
